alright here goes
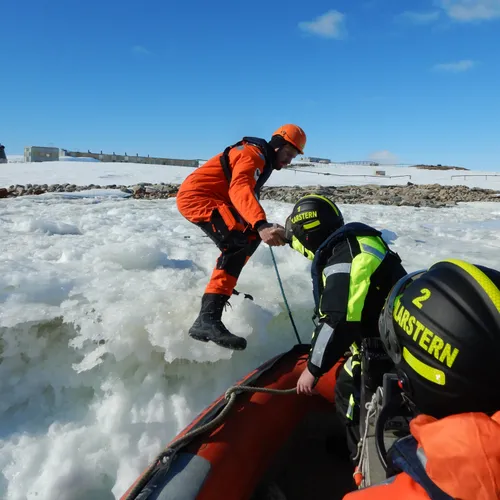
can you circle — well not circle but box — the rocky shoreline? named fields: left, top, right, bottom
left=1, top=182, right=499, bottom=208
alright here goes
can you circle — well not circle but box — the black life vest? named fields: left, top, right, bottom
left=219, top=137, right=276, bottom=198
left=310, top=222, right=389, bottom=311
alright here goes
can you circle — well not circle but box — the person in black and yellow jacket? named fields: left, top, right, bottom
left=285, top=194, right=407, bottom=459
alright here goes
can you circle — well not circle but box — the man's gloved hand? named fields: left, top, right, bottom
left=257, top=222, right=287, bottom=246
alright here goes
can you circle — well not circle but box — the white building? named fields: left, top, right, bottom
left=24, top=146, right=60, bottom=162
left=301, top=156, right=332, bottom=164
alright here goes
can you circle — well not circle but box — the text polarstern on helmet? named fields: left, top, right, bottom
left=290, top=210, right=318, bottom=224
left=393, top=301, right=460, bottom=368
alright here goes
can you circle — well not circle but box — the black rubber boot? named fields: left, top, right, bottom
left=189, top=293, right=247, bottom=350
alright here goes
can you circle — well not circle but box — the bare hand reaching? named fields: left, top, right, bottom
left=296, top=367, right=318, bottom=396
left=257, top=223, right=287, bottom=246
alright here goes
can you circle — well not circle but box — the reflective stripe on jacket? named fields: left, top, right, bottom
left=307, top=223, right=406, bottom=376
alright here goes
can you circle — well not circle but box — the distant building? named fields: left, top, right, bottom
left=0, top=144, right=6, bottom=164
left=336, top=161, right=380, bottom=166
left=62, top=149, right=198, bottom=167
left=24, top=146, right=60, bottom=162
left=301, top=156, right=331, bottom=164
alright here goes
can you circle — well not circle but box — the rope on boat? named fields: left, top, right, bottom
left=353, top=389, right=382, bottom=488
left=122, top=384, right=297, bottom=500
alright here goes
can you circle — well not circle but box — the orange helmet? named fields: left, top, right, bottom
left=272, top=124, right=306, bottom=154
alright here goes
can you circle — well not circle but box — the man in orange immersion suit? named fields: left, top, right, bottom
left=344, top=259, right=500, bottom=500
left=176, top=125, right=306, bottom=350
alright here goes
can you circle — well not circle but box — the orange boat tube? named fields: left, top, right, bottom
left=120, top=344, right=343, bottom=500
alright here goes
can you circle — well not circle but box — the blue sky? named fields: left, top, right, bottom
left=1, top=0, right=499, bottom=170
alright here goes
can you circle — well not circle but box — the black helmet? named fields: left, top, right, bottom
left=379, top=259, right=500, bottom=418
left=285, top=194, right=344, bottom=254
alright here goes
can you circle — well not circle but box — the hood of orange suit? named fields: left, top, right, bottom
left=410, top=412, right=500, bottom=500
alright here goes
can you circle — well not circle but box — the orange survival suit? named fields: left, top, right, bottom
left=344, top=412, right=500, bottom=500
left=177, top=137, right=276, bottom=296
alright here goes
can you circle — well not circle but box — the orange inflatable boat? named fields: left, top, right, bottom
left=120, top=344, right=356, bottom=500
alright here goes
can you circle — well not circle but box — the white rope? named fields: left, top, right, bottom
left=354, top=388, right=383, bottom=488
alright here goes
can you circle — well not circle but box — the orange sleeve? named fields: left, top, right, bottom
left=343, top=473, right=430, bottom=500
left=227, top=144, right=267, bottom=228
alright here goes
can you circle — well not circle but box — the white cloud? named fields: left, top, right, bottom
left=298, top=10, right=346, bottom=39
left=368, top=150, right=399, bottom=164
left=398, top=10, right=441, bottom=24
left=132, top=45, right=151, bottom=56
left=440, top=0, right=500, bottom=21
left=433, top=59, right=476, bottom=72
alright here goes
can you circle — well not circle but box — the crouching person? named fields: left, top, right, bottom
left=285, top=194, right=407, bottom=460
